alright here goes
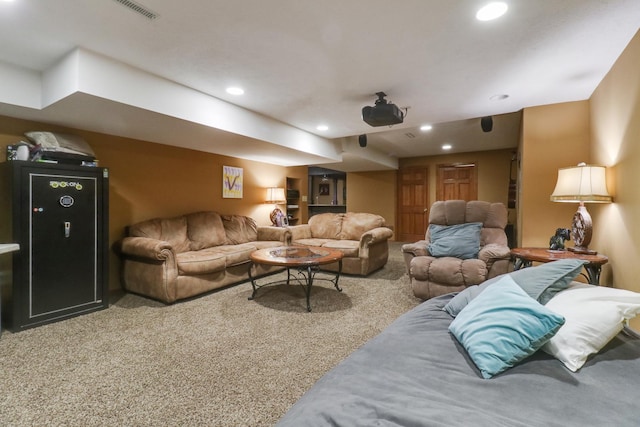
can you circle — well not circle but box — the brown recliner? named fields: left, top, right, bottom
left=401, top=200, right=511, bottom=300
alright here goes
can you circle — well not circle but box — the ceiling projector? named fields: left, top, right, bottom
left=362, top=92, right=405, bottom=127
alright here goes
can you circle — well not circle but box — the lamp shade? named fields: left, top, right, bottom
left=550, top=163, right=612, bottom=203
left=266, top=187, right=286, bottom=204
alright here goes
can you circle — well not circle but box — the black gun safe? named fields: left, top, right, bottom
left=0, top=161, right=109, bottom=331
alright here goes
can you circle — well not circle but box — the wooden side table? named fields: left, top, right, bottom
left=511, top=247, right=608, bottom=285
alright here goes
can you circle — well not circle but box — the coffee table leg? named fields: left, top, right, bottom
left=304, top=266, right=314, bottom=312
left=248, top=259, right=343, bottom=311
left=332, top=259, right=343, bottom=292
left=247, top=262, right=258, bottom=301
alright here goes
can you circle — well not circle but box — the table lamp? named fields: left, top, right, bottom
left=266, top=187, right=286, bottom=226
left=550, top=162, right=612, bottom=254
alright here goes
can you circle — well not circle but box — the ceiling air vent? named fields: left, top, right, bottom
left=112, top=0, right=158, bottom=20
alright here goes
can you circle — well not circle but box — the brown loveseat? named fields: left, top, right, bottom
left=401, top=200, right=511, bottom=300
left=118, top=211, right=289, bottom=303
left=287, top=212, right=394, bottom=276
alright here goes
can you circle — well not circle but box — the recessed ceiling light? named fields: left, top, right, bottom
left=490, top=94, right=509, bottom=101
left=420, top=124, right=433, bottom=131
left=442, top=144, right=452, bottom=150
left=226, top=87, right=244, bottom=95
left=476, top=2, right=508, bottom=21
left=316, top=125, right=329, bottom=131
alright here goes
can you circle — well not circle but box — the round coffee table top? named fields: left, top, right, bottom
left=250, top=245, right=343, bottom=267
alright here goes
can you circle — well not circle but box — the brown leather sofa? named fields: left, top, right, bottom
left=118, top=211, right=288, bottom=303
left=288, top=212, right=394, bottom=276
left=401, top=200, right=511, bottom=300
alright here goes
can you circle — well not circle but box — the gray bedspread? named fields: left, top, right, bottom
left=277, top=294, right=640, bottom=427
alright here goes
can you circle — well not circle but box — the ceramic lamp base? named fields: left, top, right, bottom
left=270, top=207, right=284, bottom=226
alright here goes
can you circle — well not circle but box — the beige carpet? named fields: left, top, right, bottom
left=0, top=242, right=420, bottom=426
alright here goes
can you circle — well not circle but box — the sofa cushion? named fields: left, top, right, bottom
left=411, top=256, right=487, bottom=287
left=428, top=200, right=507, bottom=229
left=308, top=213, right=344, bottom=239
left=176, top=249, right=226, bottom=275
left=321, top=239, right=360, bottom=257
left=339, top=212, right=385, bottom=240
left=186, top=211, right=227, bottom=250
left=429, top=200, right=466, bottom=225
left=129, top=216, right=191, bottom=254
left=222, top=215, right=258, bottom=244
left=293, top=238, right=335, bottom=248
left=212, top=243, right=257, bottom=266
left=253, top=240, right=285, bottom=250
left=480, top=228, right=509, bottom=247
left=465, top=201, right=508, bottom=228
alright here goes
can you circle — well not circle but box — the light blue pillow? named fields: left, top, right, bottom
left=443, top=258, right=587, bottom=317
left=427, top=222, right=482, bottom=260
left=449, top=275, right=565, bottom=379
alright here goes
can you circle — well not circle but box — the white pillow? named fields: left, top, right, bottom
left=542, top=283, right=640, bottom=371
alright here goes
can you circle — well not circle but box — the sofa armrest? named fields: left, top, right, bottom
left=478, top=243, right=511, bottom=274
left=360, top=227, right=394, bottom=247
left=257, top=226, right=290, bottom=244
left=478, top=243, right=511, bottom=263
left=119, top=236, right=179, bottom=303
left=401, top=240, right=430, bottom=257
left=401, top=241, right=430, bottom=274
left=287, top=224, right=312, bottom=241
left=119, top=236, right=174, bottom=261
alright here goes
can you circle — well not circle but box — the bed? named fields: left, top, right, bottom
left=276, top=262, right=640, bottom=427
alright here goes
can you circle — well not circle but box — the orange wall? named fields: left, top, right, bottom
left=518, top=101, right=591, bottom=248
left=399, top=148, right=514, bottom=207
left=0, top=115, right=294, bottom=292
left=590, top=29, right=640, bottom=300
left=346, top=170, right=397, bottom=232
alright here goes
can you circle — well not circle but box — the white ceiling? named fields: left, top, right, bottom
left=0, top=0, right=638, bottom=171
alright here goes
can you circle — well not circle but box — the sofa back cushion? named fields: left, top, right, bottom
left=222, top=215, right=258, bottom=244
left=129, top=216, right=191, bottom=253
left=308, top=212, right=386, bottom=240
left=339, top=212, right=386, bottom=240
left=186, top=211, right=227, bottom=250
left=308, top=213, right=344, bottom=239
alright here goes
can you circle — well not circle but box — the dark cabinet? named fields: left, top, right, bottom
left=0, top=161, right=109, bottom=331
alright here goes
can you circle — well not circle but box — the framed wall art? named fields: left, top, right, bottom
left=223, top=165, right=243, bottom=198
left=319, top=183, right=330, bottom=195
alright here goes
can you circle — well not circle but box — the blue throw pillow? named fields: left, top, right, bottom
left=443, top=258, right=587, bottom=317
left=449, top=275, right=565, bottom=379
left=427, top=222, right=482, bottom=260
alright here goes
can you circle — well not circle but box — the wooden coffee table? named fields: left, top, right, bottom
left=248, top=246, right=344, bottom=312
